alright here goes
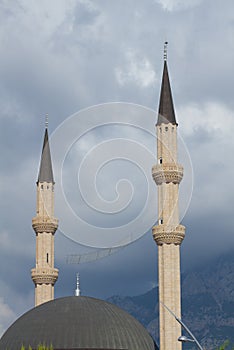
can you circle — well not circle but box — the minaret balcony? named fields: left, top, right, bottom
left=31, top=267, right=59, bottom=285
left=152, top=163, right=183, bottom=185
left=32, top=217, right=58, bottom=234
left=152, top=224, right=185, bottom=245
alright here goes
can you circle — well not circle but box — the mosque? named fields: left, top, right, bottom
left=0, top=45, right=185, bottom=350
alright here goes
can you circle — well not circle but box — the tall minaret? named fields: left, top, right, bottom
left=152, top=43, right=185, bottom=350
left=31, top=124, right=59, bottom=307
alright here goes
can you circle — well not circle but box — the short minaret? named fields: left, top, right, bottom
left=31, top=124, right=59, bottom=307
left=152, top=43, right=185, bottom=350
left=75, top=273, right=80, bottom=296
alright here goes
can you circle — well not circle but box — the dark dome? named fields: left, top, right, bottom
left=0, top=296, right=157, bottom=350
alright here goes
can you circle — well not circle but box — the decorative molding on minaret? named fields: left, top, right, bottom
left=75, top=273, right=80, bottom=296
left=152, top=43, right=185, bottom=350
left=31, top=125, right=59, bottom=307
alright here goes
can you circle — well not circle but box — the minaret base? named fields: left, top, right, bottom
left=158, top=243, right=182, bottom=350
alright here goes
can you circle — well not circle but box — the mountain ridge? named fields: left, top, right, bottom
left=107, top=251, right=234, bottom=349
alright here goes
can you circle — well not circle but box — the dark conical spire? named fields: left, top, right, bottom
left=157, top=53, right=177, bottom=126
left=37, top=127, right=54, bottom=184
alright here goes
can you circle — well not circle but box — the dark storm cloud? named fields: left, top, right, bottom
left=55, top=231, right=157, bottom=299
left=0, top=0, right=234, bottom=336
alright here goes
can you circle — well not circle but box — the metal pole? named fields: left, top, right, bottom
left=161, top=302, right=204, bottom=350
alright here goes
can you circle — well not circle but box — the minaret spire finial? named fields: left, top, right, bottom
left=157, top=41, right=177, bottom=126
left=75, top=273, right=80, bottom=296
left=45, top=113, right=49, bottom=129
left=163, top=41, right=168, bottom=61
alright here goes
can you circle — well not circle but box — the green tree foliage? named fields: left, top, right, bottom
left=220, top=340, right=230, bottom=350
left=18, top=346, right=53, bottom=350
left=216, top=340, right=234, bottom=350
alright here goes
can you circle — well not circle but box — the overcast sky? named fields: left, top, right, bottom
left=1, top=0, right=234, bottom=336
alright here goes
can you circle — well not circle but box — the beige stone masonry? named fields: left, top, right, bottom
left=152, top=122, right=185, bottom=350
left=31, top=181, right=59, bottom=307
left=152, top=224, right=185, bottom=245
left=32, top=218, right=58, bottom=234
left=152, top=163, right=183, bottom=185
left=31, top=267, right=59, bottom=284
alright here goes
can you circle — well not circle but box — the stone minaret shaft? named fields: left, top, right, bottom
left=31, top=127, right=58, bottom=307
left=152, top=58, right=185, bottom=350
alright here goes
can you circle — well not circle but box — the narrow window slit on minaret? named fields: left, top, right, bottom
left=47, top=253, right=49, bottom=263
